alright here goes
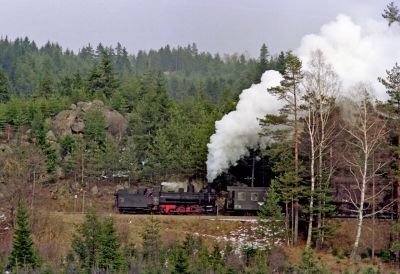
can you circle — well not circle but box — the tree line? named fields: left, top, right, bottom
left=0, top=38, right=288, bottom=184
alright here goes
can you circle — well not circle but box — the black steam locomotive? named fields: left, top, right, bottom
left=114, top=184, right=267, bottom=215
left=115, top=178, right=398, bottom=217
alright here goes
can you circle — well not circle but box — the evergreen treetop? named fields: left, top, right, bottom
left=383, top=2, right=400, bottom=26
left=7, top=202, right=39, bottom=271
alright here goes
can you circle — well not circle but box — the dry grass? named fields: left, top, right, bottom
left=330, top=218, right=393, bottom=251
left=3, top=181, right=398, bottom=273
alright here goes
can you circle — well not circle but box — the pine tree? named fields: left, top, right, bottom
left=267, top=52, right=304, bottom=245
left=7, top=202, right=39, bottom=271
left=383, top=2, right=400, bottom=26
left=378, top=63, right=400, bottom=114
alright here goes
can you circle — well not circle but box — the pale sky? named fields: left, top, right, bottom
left=0, top=0, right=387, bottom=56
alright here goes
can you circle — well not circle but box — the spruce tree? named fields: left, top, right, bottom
left=87, top=49, right=119, bottom=99
left=7, top=202, right=39, bottom=271
left=255, top=43, right=269, bottom=83
left=98, top=218, right=125, bottom=271
left=171, top=245, right=190, bottom=274
left=141, top=215, right=161, bottom=264
left=0, top=67, right=11, bottom=103
left=38, top=70, right=54, bottom=99
left=258, top=181, right=286, bottom=246
left=209, top=244, right=223, bottom=272
left=71, top=212, right=101, bottom=271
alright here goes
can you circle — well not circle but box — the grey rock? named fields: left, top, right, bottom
left=71, top=119, right=85, bottom=133
left=90, top=185, right=99, bottom=195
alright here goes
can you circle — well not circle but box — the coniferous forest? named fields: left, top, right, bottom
left=2, top=2, right=400, bottom=273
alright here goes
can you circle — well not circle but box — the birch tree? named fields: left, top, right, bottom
left=342, top=86, right=389, bottom=259
left=303, top=50, right=339, bottom=249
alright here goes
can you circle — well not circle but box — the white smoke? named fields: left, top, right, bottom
left=297, top=14, right=400, bottom=100
left=206, top=71, right=283, bottom=182
left=207, top=14, right=400, bottom=182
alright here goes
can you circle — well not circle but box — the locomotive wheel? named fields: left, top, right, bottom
left=187, top=205, right=203, bottom=215
left=176, top=205, right=186, bottom=215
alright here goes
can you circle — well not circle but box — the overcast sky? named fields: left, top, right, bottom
left=0, top=0, right=386, bottom=57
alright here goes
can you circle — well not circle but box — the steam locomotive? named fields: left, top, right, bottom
left=114, top=183, right=267, bottom=215
left=115, top=179, right=397, bottom=218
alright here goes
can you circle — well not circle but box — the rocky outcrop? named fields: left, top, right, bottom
left=51, top=101, right=128, bottom=139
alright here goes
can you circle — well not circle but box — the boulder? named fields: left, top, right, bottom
left=71, top=119, right=85, bottom=133
left=77, top=101, right=92, bottom=112
left=92, top=99, right=104, bottom=107
left=53, top=110, right=77, bottom=137
left=51, top=100, right=127, bottom=139
left=105, top=110, right=128, bottom=138
left=90, top=185, right=99, bottom=195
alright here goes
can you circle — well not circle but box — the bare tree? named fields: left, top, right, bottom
left=303, top=50, right=340, bottom=249
left=341, top=86, right=391, bottom=259
left=303, top=82, right=318, bottom=250
left=0, top=144, right=46, bottom=229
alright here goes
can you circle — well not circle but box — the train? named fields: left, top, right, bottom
left=114, top=179, right=398, bottom=218
left=114, top=183, right=267, bottom=215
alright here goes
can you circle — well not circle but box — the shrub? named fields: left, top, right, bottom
left=361, top=250, right=369, bottom=259
left=378, top=250, right=391, bottom=263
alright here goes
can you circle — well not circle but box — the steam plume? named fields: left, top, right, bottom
left=297, top=14, right=400, bottom=100
left=207, top=14, right=400, bottom=182
left=206, top=71, right=283, bottom=182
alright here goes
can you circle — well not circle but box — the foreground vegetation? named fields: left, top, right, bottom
left=1, top=202, right=396, bottom=273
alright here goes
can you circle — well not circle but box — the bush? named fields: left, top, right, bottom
left=378, top=250, right=391, bottom=263
left=242, top=246, right=257, bottom=266
left=332, top=247, right=339, bottom=257
left=361, top=250, right=369, bottom=259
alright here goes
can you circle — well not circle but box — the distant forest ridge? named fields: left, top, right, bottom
left=0, top=36, right=286, bottom=100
